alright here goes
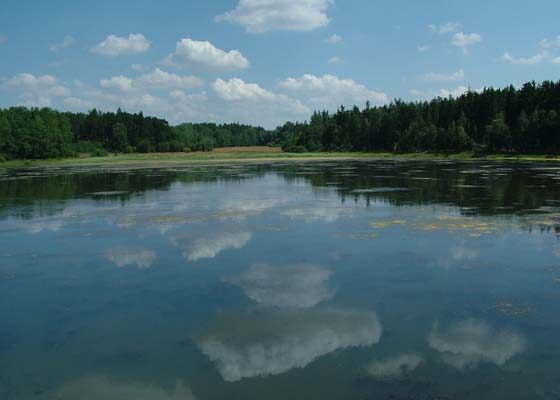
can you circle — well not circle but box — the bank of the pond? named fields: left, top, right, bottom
left=1, top=150, right=560, bottom=168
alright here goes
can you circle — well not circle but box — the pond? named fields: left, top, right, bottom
left=1, top=160, right=560, bottom=399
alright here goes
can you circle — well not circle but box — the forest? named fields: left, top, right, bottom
left=1, top=79, right=560, bottom=161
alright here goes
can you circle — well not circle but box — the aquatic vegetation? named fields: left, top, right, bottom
left=55, top=376, right=195, bottom=400
left=370, top=219, right=407, bottom=229
left=226, top=263, right=334, bottom=309
left=428, top=319, right=526, bottom=369
left=490, top=301, right=533, bottom=318
left=366, top=354, right=423, bottom=381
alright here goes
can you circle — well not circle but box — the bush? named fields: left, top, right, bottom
left=282, top=145, right=308, bottom=153
left=157, top=142, right=171, bottom=153
left=92, top=148, right=109, bottom=157
left=169, top=140, right=183, bottom=152
left=72, top=141, right=104, bottom=154
left=183, top=147, right=192, bottom=153
left=125, top=145, right=135, bottom=154
left=0, top=154, right=6, bottom=163
left=137, top=139, right=152, bottom=153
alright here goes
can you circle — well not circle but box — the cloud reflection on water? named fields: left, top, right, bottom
left=227, top=263, right=334, bottom=308
left=105, top=247, right=157, bottom=269
left=197, top=309, right=382, bottom=382
left=428, top=319, right=526, bottom=369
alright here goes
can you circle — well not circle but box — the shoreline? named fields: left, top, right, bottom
left=1, top=150, right=560, bottom=169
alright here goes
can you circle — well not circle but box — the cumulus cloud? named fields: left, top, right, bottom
left=91, top=33, right=151, bottom=56
left=164, top=38, right=249, bottom=72
left=428, top=22, right=461, bottom=35
left=105, top=247, right=157, bottom=269
left=183, top=231, right=252, bottom=262
left=325, top=34, right=343, bottom=45
left=279, top=74, right=389, bottom=111
left=367, top=354, right=423, bottom=380
left=197, top=308, right=382, bottom=382
left=137, top=68, right=203, bottom=90
left=328, top=56, right=343, bottom=65
left=417, top=44, right=429, bottom=53
left=438, top=86, right=470, bottom=98
left=56, top=376, right=195, bottom=400
left=421, top=69, right=465, bottom=82
left=99, top=69, right=203, bottom=93
left=227, top=263, right=334, bottom=308
left=100, top=75, right=134, bottom=92
left=216, top=0, right=333, bottom=33
left=213, top=78, right=276, bottom=102
left=451, top=32, right=482, bottom=54
left=2, top=73, right=70, bottom=107
left=538, top=36, right=560, bottom=49
left=428, top=319, right=526, bottom=369
left=49, top=35, right=76, bottom=52
left=502, top=52, right=547, bottom=65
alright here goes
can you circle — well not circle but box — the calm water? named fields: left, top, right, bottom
left=1, top=160, right=560, bottom=400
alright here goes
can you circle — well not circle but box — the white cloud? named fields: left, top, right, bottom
left=3, top=73, right=70, bottom=107
left=100, top=75, right=134, bottom=92
left=553, top=57, right=560, bottom=64
left=538, top=36, right=560, bottom=49
left=429, top=319, right=526, bottom=369
left=502, top=52, right=547, bottom=65
left=183, top=231, right=252, bottom=262
left=216, top=0, right=333, bottom=33
left=279, top=74, right=389, bottom=111
left=451, top=32, right=482, bottom=54
left=211, top=78, right=310, bottom=124
left=417, top=44, right=429, bottom=53
left=421, top=69, right=465, bottom=82
left=105, top=247, right=157, bottom=269
left=131, top=64, right=150, bottom=72
left=63, top=97, right=93, bottom=109
left=325, top=34, right=343, bottom=45
left=137, top=68, right=203, bottom=90
left=328, top=56, right=343, bottom=65
left=227, top=263, right=334, bottom=308
left=213, top=78, right=276, bottom=102
left=91, top=33, right=151, bottom=57
left=56, top=376, right=195, bottom=400
left=49, top=35, right=76, bottom=52
left=438, top=86, right=469, bottom=98
left=164, top=38, right=249, bottom=72
left=367, top=354, right=423, bottom=380
left=0, top=35, right=7, bottom=44
left=428, top=22, right=461, bottom=35
left=197, top=308, right=382, bottom=382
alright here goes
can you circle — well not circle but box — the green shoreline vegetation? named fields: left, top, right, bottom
left=1, top=80, right=560, bottom=167
left=2, top=150, right=560, bottom=169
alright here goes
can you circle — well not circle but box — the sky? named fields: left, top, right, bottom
left=1, top=0, right=560, bottom=129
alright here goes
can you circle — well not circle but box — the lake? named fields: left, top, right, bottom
left=1, top=160, right=560, bottom=400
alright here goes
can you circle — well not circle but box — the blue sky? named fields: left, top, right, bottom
left=1, top=0, right=560, bottom=128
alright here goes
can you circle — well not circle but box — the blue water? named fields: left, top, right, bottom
left=1, top=160, right=559, bottom=399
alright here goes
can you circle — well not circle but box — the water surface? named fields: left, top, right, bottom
left=1, top=160, right=560, bottom=399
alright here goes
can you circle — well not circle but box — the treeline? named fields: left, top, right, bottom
left=2, top=80, right=560, bottom=161
left=174, top=123, right=278, bottom=151
left=0, top=108, right=275, bottom=160
left=280, top=80, right=560, bottom=154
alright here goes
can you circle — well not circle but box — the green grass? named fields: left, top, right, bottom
left=1, top=150, right=560, bottom=169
